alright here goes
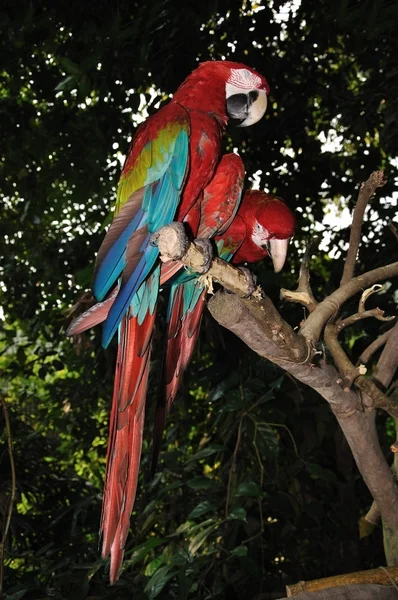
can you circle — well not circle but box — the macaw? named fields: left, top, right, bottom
left=151, top=189, right=296, bottom=472
left=67, top=61, right=269, bottom=583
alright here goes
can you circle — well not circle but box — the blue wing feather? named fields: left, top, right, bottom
left=93, top=208, right=146, bottom=301
left=101, top=127, right=189, bottom=348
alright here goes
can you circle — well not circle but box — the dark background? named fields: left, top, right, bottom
left=1, top=0, right=398, bottom=597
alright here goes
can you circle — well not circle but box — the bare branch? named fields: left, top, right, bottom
left=281, top=585, right=398, bottom=599
left=358, top=284, right=385, bottom=313
left=373, top=323, right=398, bottom=389
left=281, top=239, right=318, bottom=312
left=389, top=222, right=398, bottom=244
left=286, top=566, right=398, bottom=597
left=299, top=262, right=398, bottom=346
left=340, top=171, right=386, bottom=287
left=365, top=501, right=381, bottom=526
left=280, top=288, right=317, bottom=311
left=359, top=330, right=394, bottom=365
left=337, top=309, right=395, bottom=333
left=334, top=284, right=395, bottom=332
left=207, top=291, right=398, bottom=538
left=391, top=442, right=398, bottom=454
left=153, top=218, right=398, bottom=538
left=324, top=323, right=398, bottom=416
left=153, top=223, right=261, bottom=298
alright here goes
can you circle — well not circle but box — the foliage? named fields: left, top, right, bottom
left=1, top=0, right=398, bottom=597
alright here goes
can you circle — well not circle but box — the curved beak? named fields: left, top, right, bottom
left=263, top=238, right=289, bottom=273
left=238, top=90, right=267, bottom=127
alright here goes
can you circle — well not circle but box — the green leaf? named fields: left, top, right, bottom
left=227, top=507, right=247, bottom=521
left=174, top=520, right=194, bottom=535
left=57, top=56, right=83, bottom=75
left=145, top=565, right=177, bottom=599
left=234, top=481, right=264, bottom=498
left=306, top=462, right=339, bottom=484
left=208, top=372, right=240, bottom=402
left=5, top=591, right=28, bottom=600
left=188, top=522, right=218, bottom=555
left=127, top=537, right=166, bottom=566
left=144, top=556, right=164, bottom=577
left=186, top=476, right=218, bottom=490
left=185, top=444, right=225, bottom=463
left=230, top=545, right=248, bottom=557
left=55, top=75, right=77, bottom=92
left=188, top=500, right=217, bottom=519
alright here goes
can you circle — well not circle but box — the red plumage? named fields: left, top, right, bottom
left=68, top=60, right=270, bottom=583
left=151, top=191, right=296, bottom=473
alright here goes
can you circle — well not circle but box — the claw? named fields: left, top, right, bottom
left=150, top=222, right=189, bottom=261
left=193, top=238, right=213, bottom=274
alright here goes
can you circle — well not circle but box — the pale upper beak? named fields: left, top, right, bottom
left=263, top=238, right=290, bottom=273
left=239, top=89, right=268, bottom=127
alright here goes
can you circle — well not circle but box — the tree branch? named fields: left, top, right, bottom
left=299, top=262, right=398, bottom=346
left=152, top=223, right=261, bottom=298
left=207, top=291, right=398, bottom=535
left=281, top=239, right=318, bottom=312
left=359, top=330, right=394, bottom=365
left=285, top=566, right=398, bottom=597
left=340, top=171, right=386, bottom=287
left=153, top=222, right=398, bottom=537
left=324, top=323, right=398, bottom=416
left=279, top=585, right=398, bottom=600
left=373, top=323, right=398, bottom=390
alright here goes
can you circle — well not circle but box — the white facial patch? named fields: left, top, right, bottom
left=252, top=220, right=270, bottom=247
left=228, top=68, right=263, bottom=90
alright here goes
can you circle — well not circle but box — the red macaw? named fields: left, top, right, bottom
left=151, top=190, right=296, bottom=472
left=68, top=61, right=269, bottom=583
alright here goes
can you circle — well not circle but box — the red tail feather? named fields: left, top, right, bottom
left=160, top=261, right=183, bottom=286
left=66, top=288, right=118, bottom=336
left=152, top=287, right=206, bottom=473
left=100, top=308, right=156, bottom=584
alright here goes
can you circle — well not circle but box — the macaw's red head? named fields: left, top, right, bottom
left=233, top=190, right=295, bottom=272
left=172, top=60, right=269, bottom=127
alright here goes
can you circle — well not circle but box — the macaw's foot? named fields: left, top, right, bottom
left=193, top=238, right=213, bottom=274
left=150, top=222, right=189, bottom=261
left=238, top=266, right=257, bottom=298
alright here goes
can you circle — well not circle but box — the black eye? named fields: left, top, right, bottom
left=249, top=91, right=259, bottom=102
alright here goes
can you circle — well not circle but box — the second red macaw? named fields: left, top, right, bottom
left=151, top=189, right=296, bottom=472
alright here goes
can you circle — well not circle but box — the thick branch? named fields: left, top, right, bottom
left=285, top=566, right=398, bottom=597
left=207, top=292, right=398, bottom=534
left=300, top=262, right=398, bottom=346
left=153, top=223, right=259, bottom=297
left=154, top=223, right=398, bottom=533
left=340, top=171, right=386, bottom=286
left=280, top=585, right=398, bottom=600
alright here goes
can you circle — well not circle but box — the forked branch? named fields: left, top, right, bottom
left=340, top=170, right=386, bottom=286
left=281, top=238, right=318, bottom=312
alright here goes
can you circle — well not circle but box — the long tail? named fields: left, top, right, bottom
left=100, top=270, right=158, bottom=584
left=66, top=260, right=182, bottom=338
left=151, top=279, right=206, bottom=473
